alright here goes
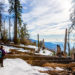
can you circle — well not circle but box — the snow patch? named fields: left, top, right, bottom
left=0, top=59, right=49, bottom=75
left=55, top=67, right=64, bottom=71
left=3, top=45, right=53, bottom=56
left=3, top=46, right=29, bottom=53
left=39, top=49, right=53, bottom=56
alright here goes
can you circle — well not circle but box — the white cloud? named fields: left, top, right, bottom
left=0, top=0, right=9, bottom=4
left=1, top=0, right=73, bottom=42
left=20, top=0, right=27, bottom=4
left=0, top=0, right=26, bottom=4
left=21, top=0, right=73, bottom=42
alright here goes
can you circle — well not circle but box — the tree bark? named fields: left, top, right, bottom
left=68, top=31, right=70, bottom=56
left=64, top=29, right=67, bottom=54
left=14, top=0, right=18, bottom=44
left=0, top=12, right=2, bottom=39
left=9, top=17, right=11, bottom=41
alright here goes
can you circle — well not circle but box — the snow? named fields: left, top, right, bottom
left=3, top=46, right=29, bottom=53
left=20, top=44, right=38, bottom=49
left=20, top=44, right=38, bottom=51
left=0, top=59, right=49, bottom=75
left=2, top=45, right=38, bottom=53
left=39, top=49, right=53, bottom=56
left=33, top=66, right=54, bottom=71
left=2, top=45, right=53, bottom=56
left=0, top=58, right=64, bottom=75
left=55, top=67, right=64, bottom=71
left=20, top=45, right=53, bottom=56
left=25, top=45, right=38, bottom=49
left=0, top=45, right=64, bottom=75
left=20, top=44, right=25, bottom=47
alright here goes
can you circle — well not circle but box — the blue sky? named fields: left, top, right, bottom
left=0, top=0, right=75, bottom=42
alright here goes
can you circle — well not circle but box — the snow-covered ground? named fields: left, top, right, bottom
left=0, top=59, right=64, bottom=75
left=24, top=45, right=53, bottom=56
left=0, top=59, right=49, bottom=75
left=2, top=45, right=53, bottom=56
left=20, top=45, right=53, bottom=56
left=20, top=44, right=38, bottom=50
left=39, top=49, right=53, bottom=56
left=3, top=46, right=29, bottom=53
left=55, top=67, right=64, bottom=71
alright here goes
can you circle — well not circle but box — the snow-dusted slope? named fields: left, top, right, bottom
left=3, top=45, right=53, bottom=56
left=0, top=59, right=48, bottom=75
left=20, top=44, right=38, bottom=49
left=3, top=46, right=29, bottom=53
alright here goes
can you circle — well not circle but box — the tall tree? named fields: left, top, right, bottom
left=67, top=31, right=70, bottom=56
left=20, top=23, right=29, bottom=40
left=9, top=16, right=11, bottom=41
left=2, top=16, right=8, bottom=42
left=69, top=0, right=75, bottom=31
left=70, top=8, right=75, bottom=31
left=68, top=1, right=75, bottom=55
left=0, top=2, right=4, bottom=39
left=9, top=0, right=22, bottom=44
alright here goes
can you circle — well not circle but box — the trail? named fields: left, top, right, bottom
left=0, top=59, right=48, bottom=75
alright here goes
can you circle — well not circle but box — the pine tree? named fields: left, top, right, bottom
left=0, top=2, right=4, bottom=39
left=9, top=0, right=22, bottom=44
left=20, top=23, right=29, bottom=40
left=9, top=16, right=11, bottom=41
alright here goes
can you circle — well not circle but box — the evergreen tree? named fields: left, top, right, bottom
left=2, top=29, right=8, bottom=42
left=9, top=0, right=22, bottom=44
left=68, top=2, right=75, bottom=55
left=70, top=9, right=75, bottom=31
left=9, top=16, right=11, bottom=41
left=0, top=2, right=4, bottom=39
left=20, top=23, right=29, bottom=40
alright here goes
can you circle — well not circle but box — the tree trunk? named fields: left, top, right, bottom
left=64, top=29, right=67, bottom=55
left=68, top=31, right=70, bottom=56
left=9, top=17, right=11, bottom=41
left=14, top=0, right=17, bottom=44
left=37, top=34, right=40, bottom=52
left=0, top=12, right=2, bottom=39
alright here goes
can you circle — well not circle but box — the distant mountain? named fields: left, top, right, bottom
left=30, top=39, right=63, bottom=51
left=43, top=42, right=64, bottom=51
left=30, top=39, right=74, bottom=52
left=30, top=39, right=37, bottom=43
left=44, top=42, right=57, bottom=50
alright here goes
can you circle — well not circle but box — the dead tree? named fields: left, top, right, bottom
left=56, top=45, right=64, bottom=57
left=67, top=30, right=70, bottom=56
left=42, top=38, right=45, bottom=49
left=64, top=29, right=67, bottom=56
left=37, top=34, right=40, bottom=52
